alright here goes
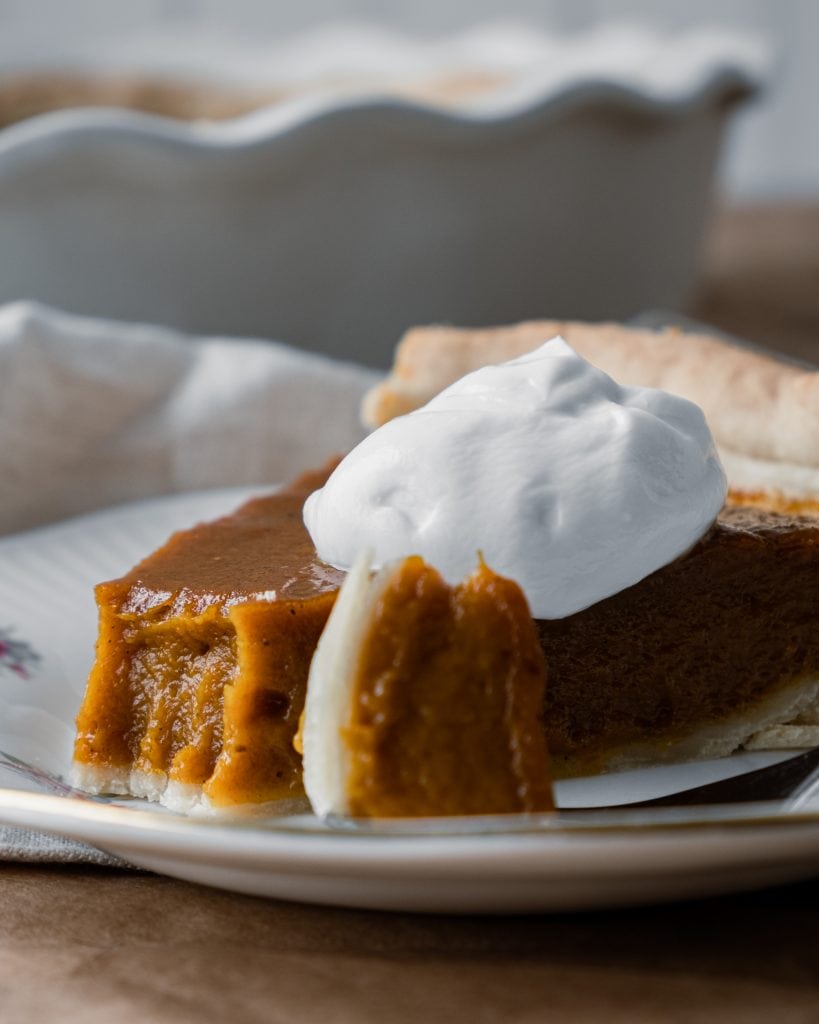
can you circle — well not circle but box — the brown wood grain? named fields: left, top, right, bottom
left=1, top=864, right=819, bottom=1024
left=691, top=203, right=819, bottom=365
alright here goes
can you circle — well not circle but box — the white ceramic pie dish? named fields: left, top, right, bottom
left=0, top=24, right=768, bottom=366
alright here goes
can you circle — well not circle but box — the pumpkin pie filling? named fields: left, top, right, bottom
left=73, top=461, right=819, bottom=813
left=301, top=554, right=553, bottom=818
left=73, top=464, right=343, bottom=811
left=539, top=503, right=819, bottom=775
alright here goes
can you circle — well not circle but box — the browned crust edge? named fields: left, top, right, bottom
left=362, top=320, right=819, bottom=471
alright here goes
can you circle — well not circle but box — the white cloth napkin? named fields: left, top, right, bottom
left=0, top=826, right=132, bottom=866
left=0, top=302, right=380, bottom=863
left=0, top=301, right=380, bottom=535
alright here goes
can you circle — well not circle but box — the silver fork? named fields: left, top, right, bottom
left=576, top=746, right=819, bottom=812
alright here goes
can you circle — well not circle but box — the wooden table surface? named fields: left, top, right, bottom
left=692, top=202, right=819, bottom=366
left=2, top=865, right=819, bottom=1023
left=2, top=203, right=818, bottom=1024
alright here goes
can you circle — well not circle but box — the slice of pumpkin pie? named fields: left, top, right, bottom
left=72, top=341, right=819, bottom=815
left=72, top=474, right=819, bottom=813
left=72, top=463, right=343, bottom=814
left=301, top=553, right=553, bottom=818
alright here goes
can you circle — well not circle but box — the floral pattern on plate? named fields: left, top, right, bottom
left=0, top=627, right=40, bottom=680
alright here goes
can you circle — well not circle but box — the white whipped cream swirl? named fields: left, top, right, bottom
left=304, top=338, right=727, bottom=619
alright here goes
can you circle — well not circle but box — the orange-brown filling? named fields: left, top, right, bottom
left=74, top=465, right=342, bottom=807
left=74, top=467, right=819, bottom=806
left=538, top=504, right=819, bottom=774
left=341, top=557, right=553, bottom=816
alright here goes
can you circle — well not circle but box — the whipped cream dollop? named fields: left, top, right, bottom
left=304, top=338, right=727, bottom=619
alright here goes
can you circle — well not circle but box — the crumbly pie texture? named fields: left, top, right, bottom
left=600, top=679, right=819, bottom=767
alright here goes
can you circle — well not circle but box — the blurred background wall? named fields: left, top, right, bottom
left=0, top=0, right=815, bottom=201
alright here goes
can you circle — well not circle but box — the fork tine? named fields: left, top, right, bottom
left=591, top=746, right=819, bottom=810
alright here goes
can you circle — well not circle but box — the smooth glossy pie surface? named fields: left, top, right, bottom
left=73, top=467, right=342, bottom=808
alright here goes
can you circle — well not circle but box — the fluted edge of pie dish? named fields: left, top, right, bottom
left=0, top=35, right=768, bottom=164
left=0, top=25, right=770, bottom=366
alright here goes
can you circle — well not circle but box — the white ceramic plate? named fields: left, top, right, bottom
left=1, top=489, right=818, bottom=914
